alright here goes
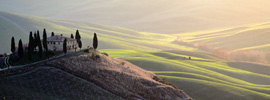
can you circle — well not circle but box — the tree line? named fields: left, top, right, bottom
left=11, top=29, right=50, bottom=60
left=10, top=29, right=98, bottom=61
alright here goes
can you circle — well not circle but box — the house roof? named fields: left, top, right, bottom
left=47, top=35, right=76, bottom=42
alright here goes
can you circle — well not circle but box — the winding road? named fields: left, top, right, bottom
left=4, top=56, right=11, bottom=67
left=0, top=50, right=74, bottom=72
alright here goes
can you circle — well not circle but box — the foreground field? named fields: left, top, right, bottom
left=100, top=49, right=270, bottom=100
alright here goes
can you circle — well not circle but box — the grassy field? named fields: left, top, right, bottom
left=100, top=49, right=270, bottom=100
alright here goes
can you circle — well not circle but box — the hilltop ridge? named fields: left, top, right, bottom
left=0, top=51, right=191, bottom=100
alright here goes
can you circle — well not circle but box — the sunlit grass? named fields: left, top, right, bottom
left=100, top=49, right=270, bottom=99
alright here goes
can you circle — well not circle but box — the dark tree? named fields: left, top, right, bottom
left=28, top=32, right=34, bottom=60
left=93, top=33, right=98, bottom=50
left=37, top=30, right=40, bottom=42
left=43, top=28, right=48, bottom=57
left=78, top=40, right=82, bottom=50
left=18, top=39, right=24, bottom=58
left=63, top=38, right=67, bottom=54
left=34, top=32, right=37, bottom=39
left=70, top=33, right=74, bottom=39
left=51, top=32, right=55, bottom=37
left=75, top=30, right=81, bottom=43
left=11, top=36, right=15, bottom=53
left=37, top=32, right=43, bottom=58
left=34, top=32, right=37, bottom=50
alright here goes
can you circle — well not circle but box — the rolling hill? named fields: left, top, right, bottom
left=0, top=51, right=191, bottom=100
left=2, top=11, right=270, bottom=100
left=100, top=49, right=270, bottom=100
left=1, top=10, right=269, bottom=54
left=0, top=0, right=270, bottom=33
left=174, top=23, right=270, bottom=51
left=0, top=11, right=196, bottom=54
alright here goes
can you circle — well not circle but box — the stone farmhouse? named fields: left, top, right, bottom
left=46, top=35, right=78, bottom=51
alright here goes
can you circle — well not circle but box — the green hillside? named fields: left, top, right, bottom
left=0, top=11, right=196, bottom=53
left=174, top=23, right=270, bottom=51
left=100, top=49, right=270, bottom=100
left=2, top=11, right=270, bottom=100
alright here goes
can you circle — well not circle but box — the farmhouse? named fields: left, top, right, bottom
left=46, top=35, right=78, bottom=51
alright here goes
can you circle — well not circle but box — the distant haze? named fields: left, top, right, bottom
left=0, top=0, right=270, bottom=33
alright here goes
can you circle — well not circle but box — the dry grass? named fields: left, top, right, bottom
left=0, top=67, right=122, bottom=100
left=42, top=52, right=191, bottom=100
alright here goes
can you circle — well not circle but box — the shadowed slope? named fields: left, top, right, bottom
left=0, top=67, right=123, bottom=100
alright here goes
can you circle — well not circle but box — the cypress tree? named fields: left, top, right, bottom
left=78, top=40, right=82, bottom=50
left=93, top=33, right=98, bottom=50
left=70, top=33, right=74, bottom=39
left=51, top=32, right=55, bottom=37
left=75, top=30, right=81, bottom=43
left=43, top=28, right=48, bottom=57
left=11, top=36, right=15, bottom=53
left=28, top=32, right=33, bottom=60
left=63, top=38, right=67, bottom=54
left=18, top=39, right=24, bottom=58
left=37, top=32, right=43, bottom=58
left=34, top=32, right=37, bottom=50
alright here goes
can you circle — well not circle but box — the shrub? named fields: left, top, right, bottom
left=102, top=53, right=109, bottom=56
left=121, top=62, right=125, bottom=65
left=48, top=51, right=55, bottom=56
left=91, top=53, right=100, bottom=61
left=89, top=47, right=94, bottom=50
left=84, top=49, right=89, bottom=53
left=153, top=76, right=161, bottom=81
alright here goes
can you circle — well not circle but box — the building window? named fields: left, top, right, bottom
left=54, top=42, right=55, bottom=45
left=58, top=42, right=60, bottom=45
